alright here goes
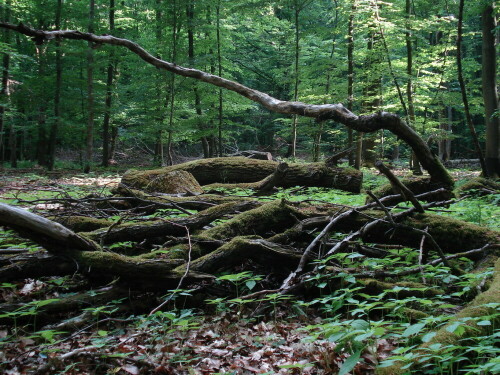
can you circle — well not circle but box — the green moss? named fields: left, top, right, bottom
left=201, top=200, right=304, bottom=240
left=399, top=308, right=429, bottom=322
left=404, top=213, right=499, bottom=252
left=456, top=177, right=500, bottom=196
left=53, top=216, right=112, bottom=232
left=136, top=243, right=204, bottom=260
left=144, top=170, right=204, bottom=194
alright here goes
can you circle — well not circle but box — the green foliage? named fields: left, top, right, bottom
left=0, top=0, right=493, bottom=164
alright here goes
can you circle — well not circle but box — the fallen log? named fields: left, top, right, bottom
left=121, top=157, right=363, bottom=193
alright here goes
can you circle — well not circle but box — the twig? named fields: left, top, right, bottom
left=295, top=208, right=349, bottom=273
left=418, top=226, right=429, bottom=283
left=367, top=190, right=395, bottom=225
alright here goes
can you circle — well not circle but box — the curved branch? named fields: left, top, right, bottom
left=0, top=21, right=453, bottom=187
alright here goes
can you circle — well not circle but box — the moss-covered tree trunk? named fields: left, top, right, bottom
left=121, top=157, right=363, bottom=193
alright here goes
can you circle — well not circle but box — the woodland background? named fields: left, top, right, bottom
left=0, top=0, right=498, bottom=172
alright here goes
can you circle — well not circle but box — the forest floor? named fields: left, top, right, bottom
left=0, top=165, right=498, bottom=375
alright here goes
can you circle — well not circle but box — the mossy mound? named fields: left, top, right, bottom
left=456, top=177, right=500, bottom=196
left=143, top=170, right=204, bottom=195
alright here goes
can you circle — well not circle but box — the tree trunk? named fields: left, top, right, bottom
left=47, top=0, right=63, bottom=171
left=482, top=4, right=499, bottom=177
left=347, top=0, right=356, bottom=166
left=362, top=19, right=381, bottom=167
left=121, top=157, right=363, bottom=193
left=0, top=0, right=11, bottom=166
left=166, top=0, right=178, bottom=166
left=216, top=0, right=223, bottom=157
left=102, top=0, right=115, bottom=167
left=457, top=0, right=488, bottom=177
left=290, top=4, right=300, bottom=159
left=406, top=0, right=422, bottom=175
left=186, top=0, right=207, bottom=158
left=84, top=0, right=95, bottom=173
left=439, top=106, right=452, bottom=162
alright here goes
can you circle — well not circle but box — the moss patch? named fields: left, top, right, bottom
left=53, top=216, right=112, bottom=232
left=201, top=200, right=305, bottom=240
left=456, top=177, right=500, bottom=196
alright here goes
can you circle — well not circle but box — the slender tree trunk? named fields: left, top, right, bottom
left=216, top=0, right=223, bottom=157
left=347, top=0, right=356, bottom=166
left=84, top=0, right=95, bottom=173
left=456, top=0, right=488, bottom=176
left=36, top=45, right=47, bottom=167
left=0, top=0, right=11, bottom=166
left=290, top=3, right=300, bottom=159
left=362, top=24, right=381, bottom=167
left=482, top=4, right=499, bottom=177
left=166, top=0, right=179, bottom=166
left=154, top=0, right=165, bottom=167
left=47, top=0, right=63, bottom=171
left=439, top=106, right=452, bottom=162
left=406, top=0, right=422, bottom=175
left=102, top=0, right=115, bottom=167
left=187, top=0, right=208, bottom=158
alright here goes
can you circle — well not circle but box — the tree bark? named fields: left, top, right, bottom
left=102, top=0, right=115, bottom=167
left=0, top=22, right=454, bottom=188
left=84, top=0, right=95, bottom=173
left=482, top=4, right=499, bottom=177
left=0, top=0, right=11, bottom=165
left=405, top=0, right=422, bottom=175
left=47, top=0, right=63, bottom=171
left=457, top=0, right=488, bottom=177
left=347, top=0, right=356, bottom=166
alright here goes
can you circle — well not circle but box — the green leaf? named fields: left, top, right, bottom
left=245, top=280, right=256, bottom=290
left=477, top=320, right=491, bottom=326
left=338, top=349, right=362, bottom=375
left=402, top=323, right=426, bottom=337
left=421, top=332, right=437, bottom=343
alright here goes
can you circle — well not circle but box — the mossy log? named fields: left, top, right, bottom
left=53, top=216, right=113, bottom=232
left=0, top=286, right=127, bottom=325
left=0, top=253, right=77, bottom=281
left=174, top=236, right=302, bottom=275
left=121, top=157, right=363, bottom=193
left=141, top=170, right=204, bottom=194
left=0, top=202, right=100, bottom=253
left=113, top=184, right=261, bottom=211
left=85, top=201, right=258, bottom=244
left=336, top=211, right=499, bottom=253
left=456, top=177, right=500, bottom=196
left=69, top=249, right=213, bottom=285
left=369, top=177, right=454, bottom=203
left=200, top=200, right=306, bottom=240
